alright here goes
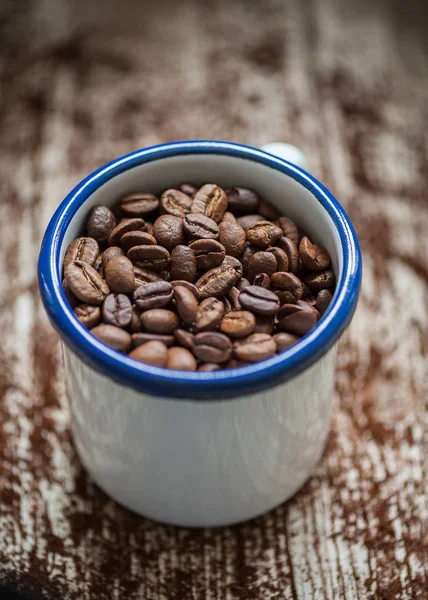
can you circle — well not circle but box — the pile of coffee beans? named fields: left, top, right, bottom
left=62, top=184, right=335, bottom=371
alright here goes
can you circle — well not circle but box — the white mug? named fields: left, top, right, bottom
left=38, top=141, right=361, bottom=527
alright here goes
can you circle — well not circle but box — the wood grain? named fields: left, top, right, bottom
left=0, top=1, right=427, bottom=598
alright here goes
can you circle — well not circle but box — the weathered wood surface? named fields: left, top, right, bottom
left=0, top=1, right=427, bottom=598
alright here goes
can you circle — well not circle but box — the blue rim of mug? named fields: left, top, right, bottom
left=38, top=140, right=362, bottom=400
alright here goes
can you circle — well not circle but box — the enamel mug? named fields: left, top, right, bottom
left=38, top=141, right=361, bottom=527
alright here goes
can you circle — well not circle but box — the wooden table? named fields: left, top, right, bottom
left=0, top=1, right=426, bottom=598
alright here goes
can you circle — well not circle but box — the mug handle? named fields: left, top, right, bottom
left=260, top=142, right=307, bottom=170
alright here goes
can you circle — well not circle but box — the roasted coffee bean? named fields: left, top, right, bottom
left=277, top=300, right=319, bottom=335
left=87, top=205, right=116, bottom=245
left=315, top=289, right=333, bottom=316
left=273, top=332, right=300, bottom=352
left=236, top=277, right=250, bottom=290
left=266, top=246, right=288, bottom=272
left=236, top=214, right=264, bottom=231
left=239, top=285, right=279, bottom=316
left=120, top=193, right=159, bottom=217
left=222, top=211, right=236, bottom=223
left=141, top=309, right=180, bottom=334
left=62, top=278, right=78, bottom=308
left=271, top=272, right=303, bottom=304
left=191, top=184, right=228, bottom=223
left=129, top=340, right=168, bottom=366
left=102, top=246, right=124, bottom=267
left=91, top=324, right=131, bottom=353
left=218, top=221, right=246, bottom=257
left=222, top=296, right=232, bottom=314
left=74, top=304, right=101, bottom=329
left=234, top=333, right=276, bottom=362
left=248, top=251, right=277, bottom=283
left=226, top=187, right=261, bottom=216
left=189, top=239, right=225, bottom=270
left=227, top=286, right=241, bottom=310
left=152, top=215, right=185, bottom=251
left=144, top=222, right=154, bottom=235
left=276, top=216, right=299, bottom=244
left=254, top=314, right=274, bottom=334
left=94, top=255, right=104, bottom=278
left=133, top=266, right=162, bottom=284
left=220, top=311, right=255, bottom=338
left=195, top=263, right=240, bottom=299
left=246, top=221, right=283, bottom=248
left=174, top=329, right=195, bottom=349
left=105, top=255, right=135, bottom=294
left=179, top=183, right=198, bottom=197
left=253, top=273, right=271, bottom=289
left=133, top=281, right=173, bottom=310
left=183, top=213, right=219, bottom=240
left=102, top=293, right=132, bottom=328
left=241, top=244, right=258, bottom=277
left=223, top=255, right=243, bottom=278
left=132, top=332, right=174, bottom=348
left=160, top=189, right=192, bottom=217
left=304, top=270, right=335, bottom=292
left=299, top=237, right=331, bottom=271
left=198, top=363, right=221, bottom=372
left=128, top=245, right=170, bottom=272
left=173, top=285, right=198, bottom=325
left=130, top=305, right=142, bottom=333
left=120, top=230, right=157, bottom=250
left=108, top=218, right=145, bottom=246
left=64, top=237, right=99, bottom=270
left=170, top=246, right=197, bottom=282
left=278, top=236, right=299, bottom=273
left=166, top=347, right=197, bottom=371
left=194, top=297, right=225, bottom=332
left=259, top=200, right=280, bottom=221
left=225, top=359, right=250, bottom=369
left=171, top=280, right=199, bottom=300
left=65, top=261, right=110, bottom=304
left=193, top=332, right=232, bottom=363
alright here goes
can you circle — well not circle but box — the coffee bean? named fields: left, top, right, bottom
left=195, top=263, right=240, bottom=299
left=277, top=300, right=319, bottom=335
left=304, top=270, right=335, bottom=292
left=220, top=311, right=255, bottom=338
left=253, top=273, right=271, bottom=289
left=62, top=278, right=78, bottom=308
left=141, top=309, right=180, bottom=334
left=225, top=359, right=250, bottom=369
left=174, top=329, right=195, bottom=350
left=259, top=200, right=280, bottom=221
left=120, top=230, right=157, bottom=250
left=315, top=289, right=333, bottom=316
left=278, top=236, right=299, bottom=273
left=273, top=332, right=300, bottom=352
left=64, top=237, right=99, bottom=270
left=233, top=333, right=277, bottom=362
left=173, top=285, right=198, bottom=325
left=299, top=236, right=331, bottom=271
left=133, top=266, right=162, bottom=285
left=171, top=280, right=199, bottom=300
left=239, top=285, right=279, bottom=316
left=222, top=296, right=232, bottom=314
left=120, top=193, right=159, bottom=217
left=94, top=255, right=104, bottom=277
left=160, top=189, right=192, bottom=217
left=108, top=218, right=145, bottom=246
left=87, top=205, right=116, bottom=245
left=132, top=332, right=174, bottom=348
left=236, top=277, right=250, bottom=290
left=227, top=286, right=241, bottom=310
left=218, top=221, right=246, bottom=257
left=198, top=363, right=221, bottom=372
left=133, top=281, right=173, bottom=310
left=130, top=305, right=142, bottom=333
left=226, top=187, right=261, bottom=215
left=222, top=211, right=236, bottom=223
left=241, top=244, right=258, bottom=277
left=65, top=261, right=110, bottom=305
left=266, top=246, right=288, bottom=272
left=236, top=214, right=264, bottom=231
left=248, top=251, right=277, bottom=283
left=191, top=184, right=228, bottom=223
left=129, top=340, right=168, bottom=366
left=105, top=255, right=135, bottom=294
left=189, top=239, right=225, bottom=270
left=246, top=221, right=283, bottom=248
left=170, top=245, right=197, bottom=282
left=144, top=222, right=154, bottom=235
left=276, top=216, right=299, bottom=244
left=102, top=293, right=132, bottom=328
left=152, top=215, right=185, bottom=251
left=102, top=246, right=124, bottom=267
left=179, top=183, right=198, bottom=197
left=254, top=314, right=274, bottom=334
left=128, top=245, right=170, bottom=272
left=166, top=347, right=197, bottom=371
left=74, top=304, right=101, bottom=329
left=91, top=324, right=131, bottom=353
left=183, top=213, right=219, bottom=240
left=222, top=255, right=244, bottom=279
left=193, top=332, right=232, bottom=363
left=194, top=297, right=225, bottom=332
left=271, top=272, right=303, bottom=304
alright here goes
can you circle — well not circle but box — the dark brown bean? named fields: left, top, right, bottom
left=194, top=297, right=225, bottom=332
left=120, top=230, right=157, bottom=250
left=91, top=324, right=131, bottom=353
left=129, top=340, right=168, bottom=366
left=101, top=246, right=124, bottom=267
left=120, top=193, right=159, bottom=217
left=198, top=363, right=221, bottom=372
left=179, top=183, right=198, bottom=197
left=253, top=273, right=271, bottom=289
left=276, top=216, right=299, bottom=244
left=152, top=215, right=185, bottom=251
left=133, top=266, right=162, bottom=285
left=254, top=314, right=274, bottom=334
left=64, top=237, right=99, bottom=270
left=222, top=211, right=236, bottom=223
left=259, top=200, right=280, bottom=221
left=132, top=333, right=175, bottom=348
left=273, top=332, right=300, bottom=352
left=236, top=277, right=250, bottom=291
left=241, top=244, right=258, bottom=277
left=271, top=272, right=303, bottom=304
left=233, top=333, right=277, bottom=362
left=171, top=280, right=199, bottom=300
left=225, top=359, right=250, bottom=369
left=65, top=261, right=110, bottom=305
left=174, top=329, right=195, bottom=350
left=315, top=289, right=333, bottom=316
left=94, top=255, right=104, bottom=277
left=246, top=221, right=283, bottom=248
left=266, top=246, right=289, bottom=272
left=102, top=293, right=132, bottom=328
left=220, top=311, right=255, bottom=338
left=108, top=218, right=145, bottom=246
left=195, top=263, right=240, bottom=299
left=193, top=332, right=232, bottom=363
left=276, top=300, right=319, bottom=335
left=226, top=187, right=261, bottom=215
left=248, top=251, right=277, bottom=283
left=299, top=237, right=331, bottom=271
left=278, top=237, right=299, bottom=273
left=129, top=305, right=142, bottom=333
left=128, top=245, right=170, bottom=272
left=236, top=214, right=265, bottom=231
left=227, top=286, right=241, bottom=310
left=304, top=270, right=335, bottom=292
left=239, top=285, right=279, bottom=316
left=74, top=304, right=101, bottom=329
left=105, top=255, right=135, bottom=294
left=170, top=246, right=197, bottom=282
left=173, top=285, right=198, bottom=326
left=160, top=189, right=192, bottom=217
left=191, top=184, right=228, bottom=223
left=87, top=205, right=116, bottom=245
left=218, top=221, right=246, bottom=257
left=222, top=255, right=244, bottom=279
left=189, top=239, right=226, bottom=270
left=133, top=281, right=173, bottom=310
left=166, top=347, right=197, bottom=371
left=141, top=309, right=180, bottom=334
left=183, top=213, right=219, bottom=240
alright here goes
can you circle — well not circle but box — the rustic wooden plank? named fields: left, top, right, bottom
left=0, top=1, right=426, bottom=598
